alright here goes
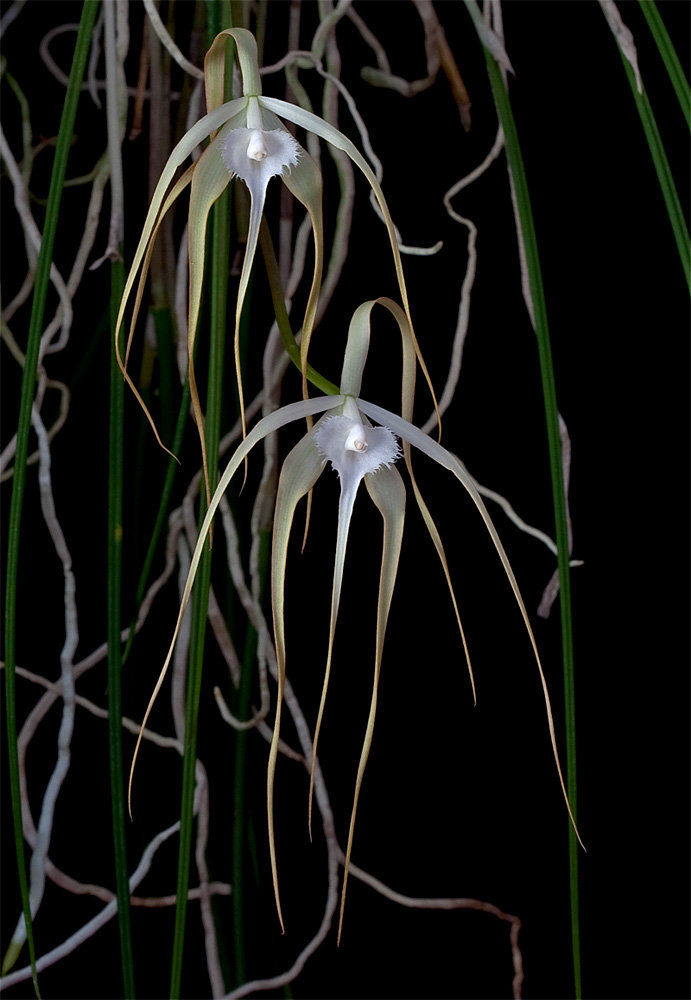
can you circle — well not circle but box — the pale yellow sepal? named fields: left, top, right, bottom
left=337, top=461, right=406, bottom=945
left=186, top=122, right=238, bottom=505
left=269, top=426, right=328, bottom=932
left=1, top=939, right=22, bottom=976
left=127, top=396, right=344, bottom=821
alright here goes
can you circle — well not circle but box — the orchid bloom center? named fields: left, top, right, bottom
left=344, top=424, right=368, bottom=453
left=221, top=126, right=301, bottom=184
left=247, top=130, right=269, bottom=161
left=314, top=409, right=401, bottom=482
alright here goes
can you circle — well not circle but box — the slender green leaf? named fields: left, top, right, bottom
left=621, top=61, right=690, bottom=292
left=122, top=371, right=191, bottom=668
left=170, top=513, right=214, bottom=1000
left=108, top=258, right=135, bottom=998
left=468, top=11, right=583, bottom=994
left=232, top=528, right=271, bottom=987
left=154, top=306, right=177, bottom=447
left=2, top=3, right=99, bottom=993
left=638, top=0, right=691, bottom=130
left=608, top=6, right=691, bottom=292
left=170, top=16, right=233, bottom=985
left=257, top=221, right=339, bottom=396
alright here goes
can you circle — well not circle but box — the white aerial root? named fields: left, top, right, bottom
left=315, top=13, right=357, bottom=314
left=261, top=48, right=441, bottom=257
left=339, top=857, right=524, bottom=999
left=358, top=0, right=441, bottom=98
left=9, top=663, right=230, bottom=895
left=0, top=124, right=73, bottom=349
left=38, top=21, right=183, bottom=100
left=6, top=410, right=79, bottom=955
left=1, top=660, right=231, bottom=990
left=3, top=6, right=535, bottom=995
left=223, top=641, right=524, bottom=999
left=142, top=0, right=205, bottom=81
left=0, top=821, right=183, bottom=991
left=537, top=414, right=583, bottom=618
left=600, top=1, right=643, bottom=93
left=194, top=772, right=226, bottom=999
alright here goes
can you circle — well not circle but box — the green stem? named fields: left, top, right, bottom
left=258, top=221, right=340, bottom=395
left=232, top=528, right=271, bottom=988
left=466, top=4, right=582, bottom=993
left=104, top=0, right=135, bottom=984
left=170, top=128, right=232, bottom=1000
left=638, top=0, right=691, bottom=131
left=122, top=370, right=191, bottom=669
left=171, top=8, right=233, bottom=994
left=2, top=3, right=98, bottom=993
left=170, top=518, right=214, bottom=1000
left=108, top=258, right=135, bottom=998
left=611, top=8, right=690, bottom=293
left=154, top=305, right=177, bottom=449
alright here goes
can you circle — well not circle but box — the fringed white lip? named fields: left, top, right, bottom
left=314, top=414, right=401, bottom=482
left=221, top=127, right=300, bottom=187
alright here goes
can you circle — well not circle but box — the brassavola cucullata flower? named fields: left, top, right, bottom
left=221, top=120, right=301, bottom=189
left=315, top=398, right=402, bottom=480
left=114, top=27, right=438, bottom=512
left=129, top=297, right=583, bottom=945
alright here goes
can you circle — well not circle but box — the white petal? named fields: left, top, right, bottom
left=221, top=128, right=300, bottom=187
left=314, top=415, right=400, bottom=481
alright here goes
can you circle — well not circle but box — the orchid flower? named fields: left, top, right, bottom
left=114, top=27, right=439, bottom=507
left=129, top=297, right=583, bottom=945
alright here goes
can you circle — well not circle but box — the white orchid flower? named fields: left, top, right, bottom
left=129, top=297, right=582, bottom=944
left=114, top=27, right=438, bottom=508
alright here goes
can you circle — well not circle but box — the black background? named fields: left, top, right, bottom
left=1, top=2, right=689, bottom=999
